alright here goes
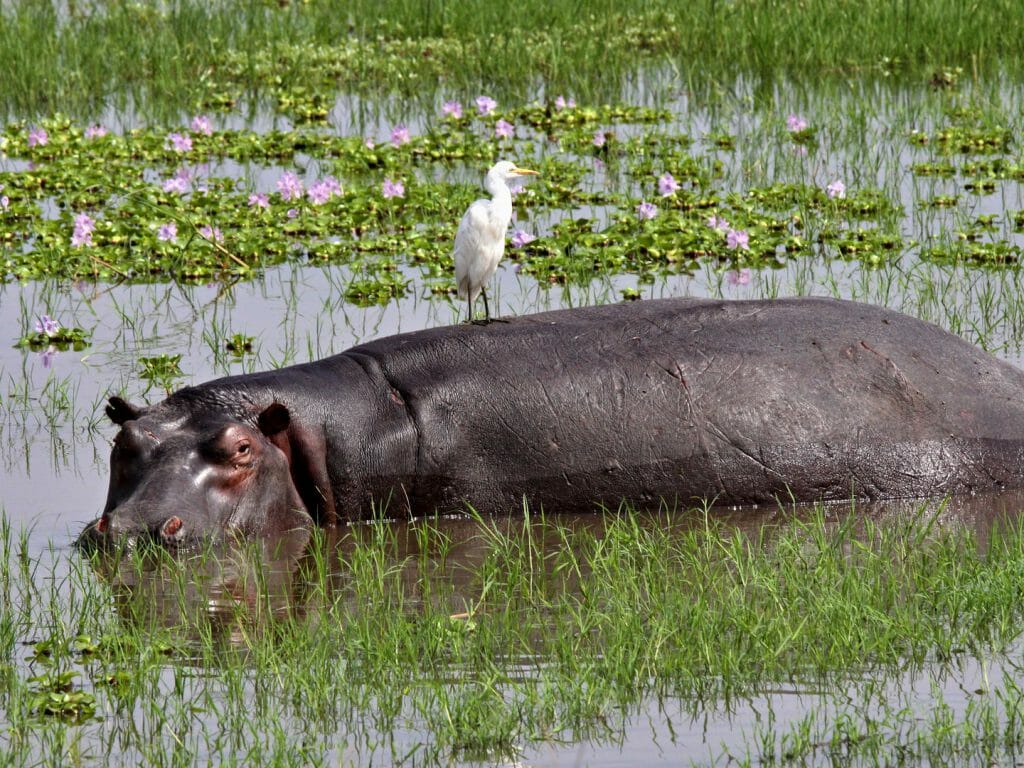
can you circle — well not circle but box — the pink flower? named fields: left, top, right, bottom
left=286, top=208, right=299, bottom=219
left=71, top=213, right=96, bottom=248
left=248, top=193, right=270, bottom=209
left=495, top=119, right=515, bottom=139
left=84, top=124, right=107, bottom=139
left=726, top=268, right=751, bottom=286
left=364, top=137, right=375, bottom=149
left=554, top=95, right=576, bottom=110
left=35, top=315, right=60, bottom=335
left=166, top=132, right=192, bottom=152
left=199, top=225, right=223, bottom=243
left=390, top=124, right=410, bottom=146
left=28, top=127, right=48, bottom=148
left=475, top=95, right=497, bottom=115
left=162, top=168, right=191, bottom=193
left=786, top=114, right=808, bottom=133
left=510, top=229, right=536, bottom=248
left=706, top=215, right=730, bottom=232
left=157, top=222, right=178, bottom=242
left=0, top=185, right=8, bottom=211
left=826, top=180, right=846, bottom=199
left=307, top=180, right=336, bottom=205
left=658, top=172, right=680, bottom=197
left=382, top=178, right=405, bottom=199
left=191, top=115, right=213, bottom=136
left=726, top=228, right=750, bottom=251
left=593, top=131, right=607, bottom=148
left=636, top=201, right=658, bottom=220
left=277, top=171, right=304, bottom=202
left=442, top=100, right=463, bottom=119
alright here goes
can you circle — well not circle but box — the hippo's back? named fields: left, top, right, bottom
left=345, top=297, right=1024, bottom=511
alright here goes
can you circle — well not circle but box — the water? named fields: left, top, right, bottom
left=6, top=76, right=1024, bottom=765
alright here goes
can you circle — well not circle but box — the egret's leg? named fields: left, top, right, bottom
left=482, top=289, right=491, bottom=322
left=466, top=294, right=474, bottom=323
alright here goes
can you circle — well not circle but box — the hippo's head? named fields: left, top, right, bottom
left=84, top=395, right=313, bottom=549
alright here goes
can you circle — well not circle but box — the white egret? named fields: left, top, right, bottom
left=453, top=160, right=539, bottom=323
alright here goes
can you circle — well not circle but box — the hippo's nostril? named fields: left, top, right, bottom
left=161, top=515, right=183, bottom=538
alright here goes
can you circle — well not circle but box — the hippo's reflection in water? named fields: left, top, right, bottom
left=79, top=490, right=1024, bottom=650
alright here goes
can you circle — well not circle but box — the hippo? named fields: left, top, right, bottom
left=80, top=296, right=1024, bottom=547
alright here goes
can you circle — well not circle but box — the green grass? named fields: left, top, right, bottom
left=3, top=0, right=1024, bottom=119
left=5, top=502, right=1024, bottom=765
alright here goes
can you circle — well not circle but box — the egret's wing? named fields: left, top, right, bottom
left=453, top=199, right=503, bottom=299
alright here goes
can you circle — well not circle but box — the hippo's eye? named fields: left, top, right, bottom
left=237, top=441, right=250, bottom=455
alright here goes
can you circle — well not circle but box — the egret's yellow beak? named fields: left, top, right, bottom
left=511, top=167, right=539, bottom=176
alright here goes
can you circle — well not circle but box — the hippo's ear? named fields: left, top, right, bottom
left=106, top=396, right=143, bottom=425
left=257, top=402, right=290, bottom=437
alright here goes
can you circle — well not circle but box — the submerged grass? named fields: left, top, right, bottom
left=3, top=0, right=1024, bottom=118
left=6, top=503, right=1024, bottom=765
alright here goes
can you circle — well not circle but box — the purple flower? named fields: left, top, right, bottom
left=248, top=192, right=270, bottom=209
left=321, top=176, right=342, bottom=196
left=191, top=115, right=213, bottom=136
left=166, top=132, right=192, bottom=152
left=706, top=215, right=730, bottom=232
left=84, top=124, right=107, bottom=139
left=71, top=213, right=96, bottom=248
left=726, top=228, right=750, bottom=251
left=475, top=95, right=497, bottom=115
left=28, top=127, right=48, bottom=148
left=554, top=95, right=576, bottom=110
left=726, top=268, right=752, bottom=286
left=792, top=144, right=809, bottom=157
left=199, top=225, right=223, bottom=243
left=636, top=201, right=658, bottom=221
left=0, top=184, right=8, bottom=211
left=786, top=114, right=808, bottom=133
left=307, top=181, right=332, bottom=205
left=162, top=176, right=189, bottom=194
left=40, top=347, right=57, bottom=369
left=286, top=208, right=299, bottom=219
left=277, top=171, right=304, bottom=202
left=495, top=119, right=515, bottom=139
left=390, top=124, right=411, bottom=146
left=365, top=137, right=375, bottom=149
left=382, top=178, right=405, bottom=199
left=658, top=172, right=680, bottom=197
left=34, top=314, right=60, bottom=336
left=510, top=229, right=536, bottom=248
left=157, top=222, right=178, bottom=242
left=593, top=131, right=607, bottom=148
left=826, top=179, right=846, bottom=199
left=442, top=100, right=463, bottom=119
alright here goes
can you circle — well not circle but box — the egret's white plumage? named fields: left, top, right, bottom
left=453, top=160, right=538, bottom=322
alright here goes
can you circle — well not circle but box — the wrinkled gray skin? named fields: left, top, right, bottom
left=79, top=296, right=1024, bottom=547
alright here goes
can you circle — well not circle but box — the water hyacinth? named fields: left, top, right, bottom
left=0, top=184, right=7, bottom=210
left=826, top=179, right=846, bottom=199
left=199, top=225, right=223, bottom=243
left=786, top=114, right=809, bottom=132
left=308, top=177, right=341, bottom=205
left=71, top=213, right=96, bottom=248
left=277, top=171, right=304, bottom=202
left=34, top=314, right=60, bottom=336
left=554, top=95, right=576, bottom=110
left=84, top=124, right=107, bottom=139
left=637, top=201, right=658, bottom=220
left=27, top=127, right=48, bottom=147
left=390, top=124, right=410, bottom=146
left=382, top=179, right=405, bottom=199
left=475, top=95, right=497, bottom=115
left=248, top=193, right=270, bottom=209
left=658, top=172, right=680, bottom=196
left=593, top=130, right=607, bottom=147
left=442, top=100, right=463, bottom=119
left=510, top=229, right=536, bottom=248
left=157, top=222, right=178, bottom=243
left=707, top=214, right=730, bottom=232
left=166, top=132, right=192, bottom=152
left=495, top=119, right=515, bottom=139
left=726, top=228, right=750, bottom=250
left=191, top=115, right=213, bottom=136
